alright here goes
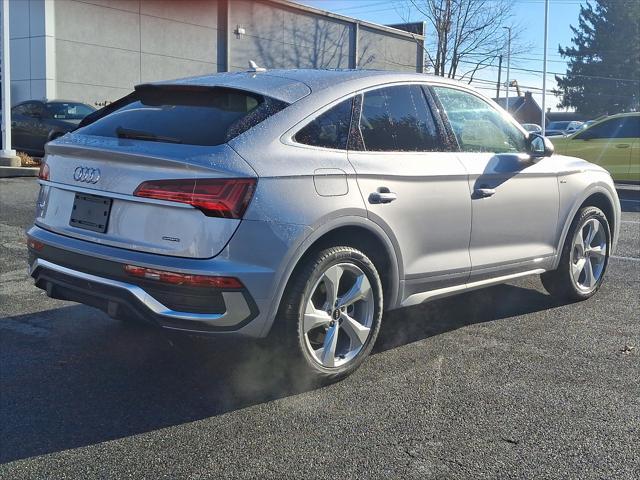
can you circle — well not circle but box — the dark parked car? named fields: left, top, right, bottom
left=7, top=100, right=95, bottom=156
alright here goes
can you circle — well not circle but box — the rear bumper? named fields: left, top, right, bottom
left=27, top=226, right=265, bottom=335
left=30, top=258, right=257, bottom=332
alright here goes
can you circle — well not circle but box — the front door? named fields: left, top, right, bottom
left=567, top=116, right=635, bottom=180
left=347, top=84, right=472, bottom=298
left=432, top=85, right=559, bottom=281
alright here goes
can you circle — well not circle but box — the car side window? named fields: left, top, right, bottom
left=359, top=85, right=439, bottom=152
left=12, top=104, right=28, bottom=116
left=19, top=102, right=45, bottom=118
left=433, top=86, right=527, bottom=153
left=618, top=117, right=640, bottom=138
left=574, top=118, right=625, bottom=140
left=294, top=98, right=353, bottom=150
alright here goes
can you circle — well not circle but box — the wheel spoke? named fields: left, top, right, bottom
left=573, top=231, right=584, bottom=254
left=322, top=265, right=343, bottom=308
left=320, top=323, right=339, bottom=367
left=587, top=245, right=606, bottom=259
left=340, top=313, right=370, bottom=347
left=584, top=220, right=601, bottom=248
left=583, top=257, right=596, bottom=287
left=337, top=274, right=371, bottom=309
left=582, top=222, right=592, bottom=249
left=303, top=301, right=331, bottom=333
left=572, top=258, right=586, bottom=281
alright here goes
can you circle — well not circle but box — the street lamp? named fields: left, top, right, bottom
left=541, top=0, right=549, bottom=135
left=503, top=26, right=511, bottom=113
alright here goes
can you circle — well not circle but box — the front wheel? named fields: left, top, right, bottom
left=541, top=206, right=610, bottom=301
left=275, top=246, right=383, bottom=383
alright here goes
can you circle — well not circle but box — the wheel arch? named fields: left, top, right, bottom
left=553, top=183, right=620, bottom=269
left=260, top=216, right=402, bottom=337
left=581, top=192, right=616, bottom=235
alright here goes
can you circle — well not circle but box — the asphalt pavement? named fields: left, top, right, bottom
left=0, top=178, right=638, bottom=479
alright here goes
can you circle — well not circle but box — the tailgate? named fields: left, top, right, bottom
left=35, top=135, right=256, bottom=259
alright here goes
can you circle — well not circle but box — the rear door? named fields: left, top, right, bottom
left=432, top=85, right=559, bottom=280
left=629, top=117, right=640, bottom=182
left=617, top=116, right=639, bottom=182
left=347, top=84, right=472, bottom=297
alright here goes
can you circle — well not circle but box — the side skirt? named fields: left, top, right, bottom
left=400, top=268, right=546, bottom=308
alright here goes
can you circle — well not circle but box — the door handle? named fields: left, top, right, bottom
left=369, top=187, right=397, bottom=204
left=615, top=144, right=630, bottom=149
left=473, top=188, right=496, bottom=198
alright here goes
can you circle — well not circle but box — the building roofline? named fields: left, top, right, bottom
left=266, top=0, right=425, bottom=41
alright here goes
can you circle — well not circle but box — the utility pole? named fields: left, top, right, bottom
left=541, top=0, right=549, bottom=135
left=0, top=0, right=19, bottom=166
left=503, top=26, right=512, bottom=113
left=496, top=55, right=503, bottom=99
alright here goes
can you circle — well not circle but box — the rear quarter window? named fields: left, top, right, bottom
left=76, top=87, right=288, bottom=146
left=294, top=98, right=353, bottom=150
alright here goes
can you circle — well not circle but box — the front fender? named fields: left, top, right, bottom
left=553, top=173, right=621, bottom=270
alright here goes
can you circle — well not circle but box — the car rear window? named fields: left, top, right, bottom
left=76, top=86, right=288, bottom=146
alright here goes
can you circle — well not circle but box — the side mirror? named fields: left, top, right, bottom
left=528, top=133, right=554, bottom=158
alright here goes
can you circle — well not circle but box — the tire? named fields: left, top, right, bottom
left=541, top=206, right=611, bottom=301
left=273, top=246, right=383, bottom=383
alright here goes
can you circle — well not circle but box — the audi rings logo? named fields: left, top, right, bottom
left=73, top=166, right=101, bottom=184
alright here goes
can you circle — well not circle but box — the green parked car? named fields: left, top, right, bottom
left=550, top=112, right=639, bottom=182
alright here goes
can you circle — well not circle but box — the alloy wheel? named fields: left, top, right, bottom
left=303, top=263, right=375, bottom=368
left=570, top=218, right=607, bottom=292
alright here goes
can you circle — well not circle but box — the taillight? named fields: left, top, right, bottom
left=133, top=178, right=256, bottom=219
left=38, top=162, right=49, bottom=181
left=124, top=264, right=244, bottom=289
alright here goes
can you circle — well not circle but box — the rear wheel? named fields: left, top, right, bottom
left=541, top=206, right=610, bottom=301
left=275, top=246, right=383, bottom=383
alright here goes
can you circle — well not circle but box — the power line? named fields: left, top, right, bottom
left=456, top=58, right=640, bottom=83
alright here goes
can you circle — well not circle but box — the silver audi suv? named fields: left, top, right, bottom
left=28, top=69, right=621, bottom=381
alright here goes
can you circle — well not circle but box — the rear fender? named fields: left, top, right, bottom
left=259, top=215, right=401, bottom=337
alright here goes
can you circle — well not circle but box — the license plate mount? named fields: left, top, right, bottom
left=69, top=193, right=112, bottom=233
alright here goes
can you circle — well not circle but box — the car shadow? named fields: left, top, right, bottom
left=0, top=282, right=563, bottom=464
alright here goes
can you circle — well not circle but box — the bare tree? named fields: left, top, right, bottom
left=406, top=0, right=523, bottom=82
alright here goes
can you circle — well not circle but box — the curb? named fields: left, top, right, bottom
left=0, top=166, right=40, bottom=178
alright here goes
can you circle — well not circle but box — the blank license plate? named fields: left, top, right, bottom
left=69, top=193, right=112, bottom=233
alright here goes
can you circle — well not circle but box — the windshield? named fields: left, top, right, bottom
left=76, top=86, right=288, bottom=146
left=547, top=121, right=571, bottom=130
left=46, top=102, right=95, bottom=120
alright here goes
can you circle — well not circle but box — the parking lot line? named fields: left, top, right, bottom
left=611, top=255, right=640, bottom=262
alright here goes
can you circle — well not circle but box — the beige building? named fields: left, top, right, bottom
left=6, top=0, right=425, bottom=106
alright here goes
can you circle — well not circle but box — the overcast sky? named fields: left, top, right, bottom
left=300, top=0, right=584, bottom=112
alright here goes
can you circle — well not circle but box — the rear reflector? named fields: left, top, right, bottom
left=27, top=237, right=45, bottom=251
left=38, top=162, right=49, bottom=181
left=133, top=178, right=256, bottom=219
left=124, top=264, right=244, bottom=289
